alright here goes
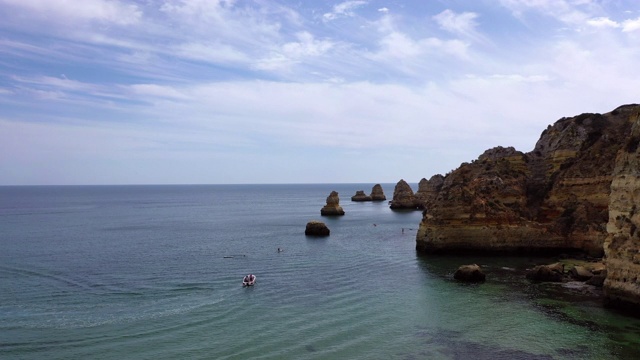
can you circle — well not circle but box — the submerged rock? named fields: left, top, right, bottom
left=453, top=264, right=486, bottom=282
left=569, top=266, right=594, bottom=281
left=305, top=221, right=330, bottom=236
left=321, top=191, right=345, bottom=216
left=526, top=263, right=565, bottom=282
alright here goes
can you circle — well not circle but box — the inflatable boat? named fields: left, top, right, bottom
left=242, top=274, right=256, bottom=287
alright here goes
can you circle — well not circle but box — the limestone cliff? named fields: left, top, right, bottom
left=417, top=104, right=639, bottom=255
left=604, top=105, right=640, bottom=309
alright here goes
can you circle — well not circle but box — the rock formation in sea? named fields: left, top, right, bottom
left=321, top=191, right=345, bottom=216
left=526, top=263, right=565, bottom=282
left=370, top=184, right=386, bottom=201
left=352, top=184, right=386, bottom=202
left=389, top=179, right=421, bottom=210
left=305, top=221, right=330, bottom=236
left=603, top=105, right=640, bottom=309
left=416, top=104, right=639, bottom=255
left=351, top=190, right=372, bottom=202
left=453, top=264, right=486, bottom=282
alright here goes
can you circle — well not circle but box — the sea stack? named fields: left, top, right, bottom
left=370, top=184, right=386, bottom=201
left=351, top=190, right=372, bottom=202
left=321, top=191, right=345, bottom=216
left=389, top=179, right=420, bottom=210
left=305, top=221, right=330, bottom=236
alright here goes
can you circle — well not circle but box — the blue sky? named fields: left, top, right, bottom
left=1, top=0, right=639, bottom=185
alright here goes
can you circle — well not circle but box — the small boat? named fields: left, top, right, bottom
left=242, top=274, right=256, bottom=287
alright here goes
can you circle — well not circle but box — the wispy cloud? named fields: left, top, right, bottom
left=433, top=10, right=484, bottom=41
left=323, top=1, right=367, bottom=21
left=0, top=0, right=141, bottom=26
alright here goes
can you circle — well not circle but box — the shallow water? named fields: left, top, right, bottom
left=1, top=184, right=639, bottom=359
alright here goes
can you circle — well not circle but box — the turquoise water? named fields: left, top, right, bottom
left=1, top=184, right=640, bottom=359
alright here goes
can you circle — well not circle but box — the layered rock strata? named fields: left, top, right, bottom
left=417, top=104, right=638, bottom=255
left=604, top=105, right=640, bottom=309
left=321, top=191, right=345, bottom=216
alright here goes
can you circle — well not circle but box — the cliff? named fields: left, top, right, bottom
left=416, top=104, right=639, bottom=256
left=604, top=105, right=640, bottom=309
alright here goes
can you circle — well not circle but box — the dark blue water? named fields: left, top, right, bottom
left=2, top=184, right=640, bottom=359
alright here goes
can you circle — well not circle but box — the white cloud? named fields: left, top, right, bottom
left=371, top=31, right=469, bottom=62
left=622, top=17, right=640, bottom=32
left=323, top=1, right=367, bottom=21
left=378, top=7, right=389, bottom=13
left=586, top=17, right=620, bottom=28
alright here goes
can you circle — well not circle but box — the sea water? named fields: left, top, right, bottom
left=1, top=184, right=640, bottom=359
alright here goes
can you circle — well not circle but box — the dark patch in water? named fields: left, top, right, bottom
left=414, top=326, right=553, bottom=360
left=305, top=344, right=316, bottom=352
left=533, top=302, right=602, bottom=332
left=555, top=345, right=590, bottom=358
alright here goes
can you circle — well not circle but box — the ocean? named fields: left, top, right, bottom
left=1, top=184, right=640, bottom=359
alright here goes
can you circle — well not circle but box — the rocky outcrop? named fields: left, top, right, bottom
left=415, top=175, right=444, bottom=207
left=526, top=263, right=565, bottom=282
left=453, top=264, right=486, bottom=282
left=370, top=184, right=386, bottom=201
left=569, top=266, right=594, bottom=281
left=351, top=190, right=372, bottom=202
left=305, top=221, right=330, bottom=236
left=389, top=179, right=420, bottom=210
left=321, top=191, right=345, bottom=216
left=604, top=105, right=640, bottom=309
left=417, top=105, right=639, bottom=255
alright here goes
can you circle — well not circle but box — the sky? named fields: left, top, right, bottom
left=1, top=0, right=639, bottom=185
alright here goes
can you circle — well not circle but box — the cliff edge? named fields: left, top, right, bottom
left=416, top=104, right=639, bottom=256
left=604, top=105, right=640, bottom=309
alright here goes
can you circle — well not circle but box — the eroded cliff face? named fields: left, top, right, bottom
left=417, top=104, right=639, bottom=255
left=604, top=107, right=640, bottom=308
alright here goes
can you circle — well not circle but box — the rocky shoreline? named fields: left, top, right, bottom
left=398, top=104, right=640, bottom=314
